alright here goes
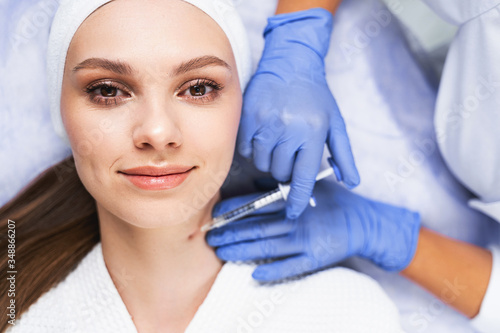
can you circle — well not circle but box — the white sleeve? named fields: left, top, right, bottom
left=470, top=246, right=500, bottom=333
left=420, top=0, right=500, bottom=25
left=429, top=3, right=500, bottom=331
left=432, top=4, right=500, bottom=203
left=467, top=200, right=500, bottom=332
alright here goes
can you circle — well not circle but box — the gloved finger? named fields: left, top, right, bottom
left=251, top=254, right=322, bottom=282
left=212, top=193, right=286, bottom=218
left=285, top=144, right=324, bottom=219
left=327, top=117, right=360, bottom=188
left=206, top=213, right=294, bottom=247
left=252, top=129, right=279, bottom=173
left=236, top=111, right=255, bottom=159
left=270, top=140, right=296, bottom=183
left=215, top=235, right=302, bottom=262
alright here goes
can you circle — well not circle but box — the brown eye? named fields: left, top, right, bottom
left=189, top=85, right=206, bottom=96
left=101, top=86, right=117, bottom=97
left=85, top=82, right=131, bottom=106
left=177, top=79, right=222, bottom=103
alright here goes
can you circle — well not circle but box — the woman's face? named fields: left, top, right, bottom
left=61, top=0, right=242, bottom=228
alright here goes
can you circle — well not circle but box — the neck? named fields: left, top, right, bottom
left=97, top=195, right=223, bottom=332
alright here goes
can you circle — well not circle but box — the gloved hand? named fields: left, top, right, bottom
left=239, top=8, right=359, bottom=220
left=206, top=182, right=421, bottom=282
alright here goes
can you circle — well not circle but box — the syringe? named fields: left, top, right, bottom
left=201, top=160, right=339, bottom=232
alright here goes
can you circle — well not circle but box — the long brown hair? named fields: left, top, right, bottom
left=0, top=156, right=100, bottom=332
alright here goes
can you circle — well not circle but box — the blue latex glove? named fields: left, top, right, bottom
left=240, top=8, right=359, bottom=220
left=206, top=182, right=421, bottom=282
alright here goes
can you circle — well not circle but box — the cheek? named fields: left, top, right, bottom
left=187, top=97, right=241, bottom=183
left=61, top=84, right=122, bottom=158
left=198, top=101, right=240, bottom=156
left=60, top=86, right=121, bottom=194
left=61, top=85, right=99, bottom=156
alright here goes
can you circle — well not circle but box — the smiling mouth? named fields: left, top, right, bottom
left=119, top=166, right=195, bottom=191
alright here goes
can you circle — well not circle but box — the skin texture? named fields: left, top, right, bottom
left=60, top=0, right=242, bottom=331
left=275, top=0, right=342, bottom=14
left=401, top=227, right=492, bottom=318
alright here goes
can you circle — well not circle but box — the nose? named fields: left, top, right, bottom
left=132, top=97, right=183, bottom=151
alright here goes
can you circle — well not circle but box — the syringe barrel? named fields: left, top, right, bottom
left=213, top=188, right=283, bottom=227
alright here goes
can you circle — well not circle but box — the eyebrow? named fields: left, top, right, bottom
left=72, top=58, right=133, bottom=75
left=173, top=55, right=231, bottom=76
left=72, top=55, right=231, bottom=76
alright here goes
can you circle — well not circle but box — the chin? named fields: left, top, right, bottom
left=94, top=173, right=222, bottom=229
left=115, top=201, right=210, bottom=229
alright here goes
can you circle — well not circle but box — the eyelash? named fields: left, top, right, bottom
left=84, top=78, right=224, bottom=106
left=85, top=81, right=131, bottom=106
left=177, top=78, right=224, bottom=104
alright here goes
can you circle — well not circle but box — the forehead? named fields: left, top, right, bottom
left=66, top=0, right=234, bottom=72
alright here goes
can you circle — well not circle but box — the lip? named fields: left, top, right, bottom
left=119, top=165, right=194, bottom=191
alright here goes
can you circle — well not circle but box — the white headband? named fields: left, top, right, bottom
left=47, top=0, right=252, bottom=145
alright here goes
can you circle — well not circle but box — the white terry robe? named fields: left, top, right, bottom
left=6, top=242, right=404, bottom=333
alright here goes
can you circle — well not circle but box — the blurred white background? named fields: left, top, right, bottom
left=383, top=0, right=457, bottom=51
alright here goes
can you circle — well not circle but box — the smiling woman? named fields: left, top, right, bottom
left=0, top=0, right=403, bottom=332
left=58, top=0, right=243, bottom=232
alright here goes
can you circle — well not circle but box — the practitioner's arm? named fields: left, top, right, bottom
left=240, top=0, right=359, bottom=221
left=411, top=2, right=500, bottom=328
left=401, top=227, right=492, bottom=318
left=275, top=0, right=342, bottom=14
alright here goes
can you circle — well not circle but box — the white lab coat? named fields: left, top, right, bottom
left=424, top=0, right=500, bottom=331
